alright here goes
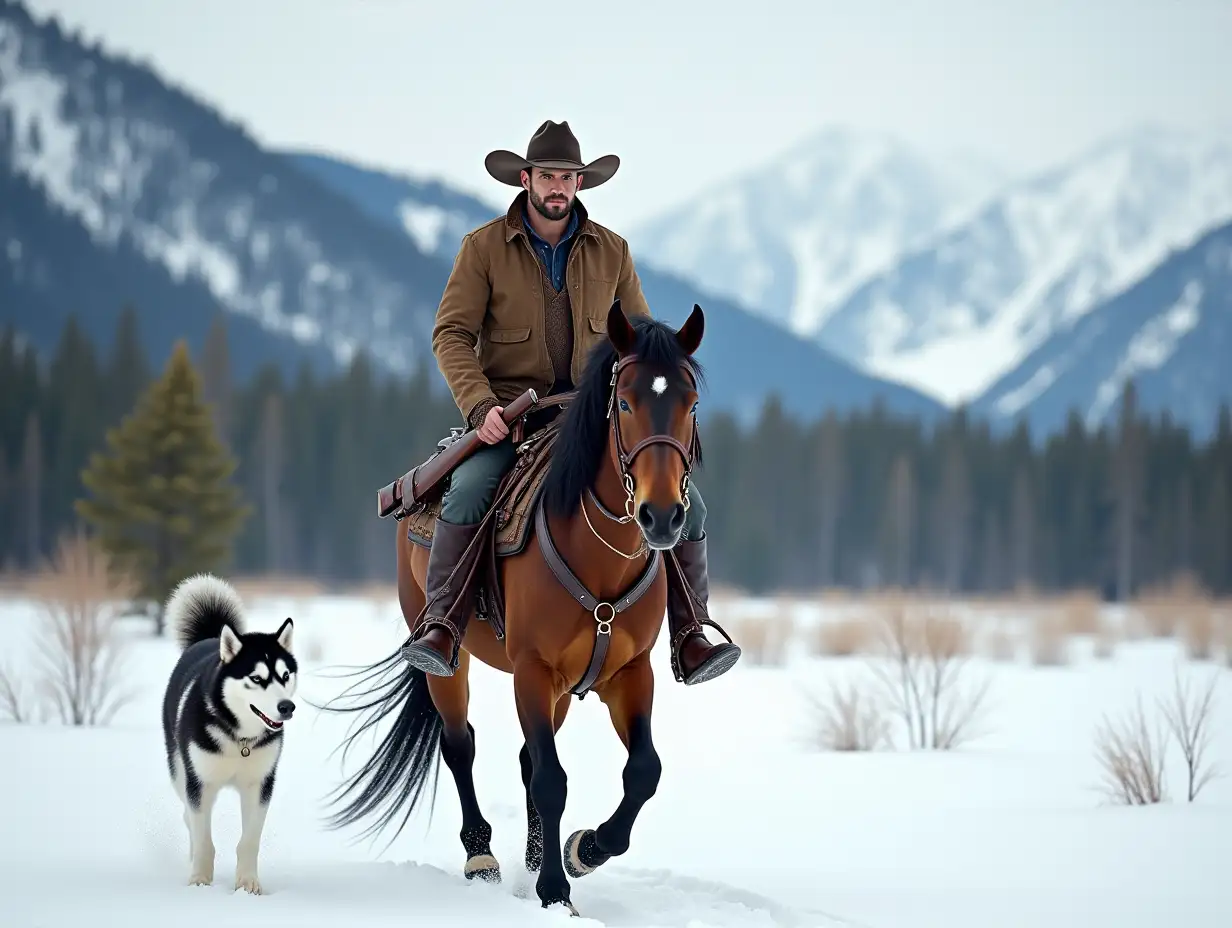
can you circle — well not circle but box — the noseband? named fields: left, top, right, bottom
left=604, top=353, right=699, bottom=520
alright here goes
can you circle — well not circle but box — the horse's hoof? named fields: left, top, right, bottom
left=563, top=829, right=609, bottom=878
left=536, top=873, right=574, bottom=912
left=464, top=853, right=501, bottom=884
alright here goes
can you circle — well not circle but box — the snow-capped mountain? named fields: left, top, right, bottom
left=0, top=2, right=449, bottom=376
left=0, top=1, right=948, bottom=427
left=971, top=219, right=1232, bottom=439
left=287, top=151, right=503, bottom=262
left=625, top=126, right=1007, bottom=336
left=816, top=128, right=1232, bottom=405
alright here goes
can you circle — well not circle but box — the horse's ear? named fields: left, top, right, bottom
left=676, top=304, right=704, bottom=355
left=607, top=299, right=637, bottom=356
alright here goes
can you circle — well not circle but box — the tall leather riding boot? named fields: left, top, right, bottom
left=665, top=534, right=742, bottom=685
left=401, top=519, right=486, bottom=676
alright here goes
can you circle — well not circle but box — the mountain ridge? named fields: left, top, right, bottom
left=970, top=217, right=1232, bottom=440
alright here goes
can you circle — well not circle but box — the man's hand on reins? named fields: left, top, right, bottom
left=477, top=405, right=509, bottom=444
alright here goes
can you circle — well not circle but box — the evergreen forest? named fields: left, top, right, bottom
left=2, top=311, right=1229, bottom=599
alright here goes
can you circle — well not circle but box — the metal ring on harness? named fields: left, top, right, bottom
left=593, top=601, right=615, bottom=636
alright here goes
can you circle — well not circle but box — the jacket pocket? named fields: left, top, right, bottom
left=587, top=316, right=607, bottom=333
left=488, top=326, right=531, bottom=343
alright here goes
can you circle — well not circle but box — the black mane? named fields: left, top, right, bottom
left=542, top=315, right=705, bottom=518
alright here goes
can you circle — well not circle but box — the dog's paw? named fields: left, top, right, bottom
left=234, top=872, right=262, bottom=895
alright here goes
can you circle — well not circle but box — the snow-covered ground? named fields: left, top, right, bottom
left=1, top=588, right=1230, bottom=928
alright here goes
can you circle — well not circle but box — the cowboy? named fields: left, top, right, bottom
left=400, top=120, right=741, bottom=687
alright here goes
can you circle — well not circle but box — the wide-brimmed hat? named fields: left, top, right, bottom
left=485, top=120, right=620, bottom=188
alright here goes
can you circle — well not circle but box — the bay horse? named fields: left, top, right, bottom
left=320, top=301, right=708, bottom=915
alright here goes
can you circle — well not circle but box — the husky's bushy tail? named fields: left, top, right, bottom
left=165, top=573, right=246, bottom=650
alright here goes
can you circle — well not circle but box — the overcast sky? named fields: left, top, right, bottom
left=21, top=0, right=1232, bottom=229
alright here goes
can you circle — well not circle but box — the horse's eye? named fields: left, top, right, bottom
left=619, top=398, right=631, bottom=413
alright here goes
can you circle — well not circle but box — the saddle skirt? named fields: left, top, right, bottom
left=402, top=419, right=562, bottom=558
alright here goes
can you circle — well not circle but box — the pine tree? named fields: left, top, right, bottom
left=75, top=341, right=251, bottom=632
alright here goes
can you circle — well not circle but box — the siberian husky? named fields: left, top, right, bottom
left=160, top=573, right=297, bottom=894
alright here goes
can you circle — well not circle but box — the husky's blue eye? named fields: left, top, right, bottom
left=248, top=675, right=262, bottom=685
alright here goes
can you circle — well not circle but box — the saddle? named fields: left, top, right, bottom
left=395, top=394, right=573, bottom=639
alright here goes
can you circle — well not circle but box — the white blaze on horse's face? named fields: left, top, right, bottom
left=651, top=376, right=667, bottom=396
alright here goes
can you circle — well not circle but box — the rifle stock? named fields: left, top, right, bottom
left=376, top=388, right=540, bottom=520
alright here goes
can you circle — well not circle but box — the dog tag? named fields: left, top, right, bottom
left=241, top=746, right=251, bottom=757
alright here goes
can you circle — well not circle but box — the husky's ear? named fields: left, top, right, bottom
left=219, top=624, right=242, bottom=663
left=276, top=617, right=294, bottom=652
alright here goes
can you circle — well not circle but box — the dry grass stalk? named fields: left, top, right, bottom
left=1135, top=571, right=1210, bottom=640
left=27, top=530, right=140, bottom=727
left=811, top=614, right=875, bottom=657
left=231, top=574, right=328, bottom=600
left=727, top=606, right=795, bottom=666
left=864, top=598, right=990, bottom=750
left=1091, top=617, right=1118, bottom=659
left=1160, top=668, right=1221, bottom=802
left=1093, top=695, right=1168, bottom=805
left=805, top=676, right=891, bottom=751
left=1029, top=611, right=1070, bottom=666
left=1056, top=590, right=1102, bottom=636
left=1180, top=603, right=1217, bottom=661
left=984, top=622, right=1018, bottom=662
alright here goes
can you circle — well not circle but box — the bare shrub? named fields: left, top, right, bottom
left=864, top=598, right=991, bottom=751
left=811, top=614, right=874, bottom=657
left=1093, top=696, right=1169, bottom=805
left=1029, top=611, right=1070, bottom=666
left=27, top=531, right=140, bottom=727
left=805, top=674, right=891, bottom=751
left=0, top=663, right=39, bottom=723
left=1160, top=668, right=1221, bottom=802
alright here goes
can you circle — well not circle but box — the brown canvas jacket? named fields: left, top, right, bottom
left=431, top=191, right=651, bottom=427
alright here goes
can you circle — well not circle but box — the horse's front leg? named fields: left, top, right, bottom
left=513, top=658, right=575, bottom=912
left=519, top=694, right=571, bottom=875
left=564, top=654, right=661, bottom=877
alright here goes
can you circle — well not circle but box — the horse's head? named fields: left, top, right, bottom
left=604, top=299, right=704, bottom=551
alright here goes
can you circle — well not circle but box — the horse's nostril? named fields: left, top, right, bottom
left=669, top=503, right=685, bottom=532
left=637, top=502, right=655, bottom=531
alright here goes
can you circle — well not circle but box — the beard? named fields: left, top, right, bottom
left=529, top=188, right=573, bottom=221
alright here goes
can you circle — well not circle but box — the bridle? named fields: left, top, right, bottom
left=602, top=353, right=700, bottom=523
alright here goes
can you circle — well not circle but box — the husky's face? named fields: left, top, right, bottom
left=218, top=618, right=298, bottom=735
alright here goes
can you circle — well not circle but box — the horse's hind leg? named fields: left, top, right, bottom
left=519, top=694, right=572, bottom=875
left=563, top=655, right=661, bottom=878
left=427, top=652, right=500, bottom=884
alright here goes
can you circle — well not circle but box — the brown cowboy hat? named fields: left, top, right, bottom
left=485, top=120, right=620, bottom=189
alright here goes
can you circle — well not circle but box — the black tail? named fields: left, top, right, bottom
left=164, top=573, right=246, bottom=650
left=314, top=642, right=444, bottom=849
